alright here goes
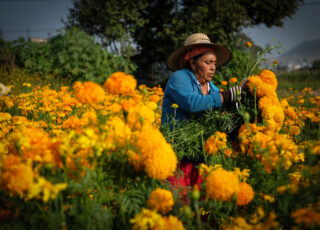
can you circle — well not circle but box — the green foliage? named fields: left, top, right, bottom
left=276, top=70, right=320, bottom=92
left=312, top=59, right=320, bottom=70
left=67, top=0, right=303, bottom=65
left=67, top=0, right=149, bottom=59
left=11, top=28, right=136, bottom=83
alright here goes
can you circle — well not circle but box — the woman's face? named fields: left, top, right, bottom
left=191, top=52, right=217, bottom=84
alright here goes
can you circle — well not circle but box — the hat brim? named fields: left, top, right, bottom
left=167, top=42, right=231, bottom=71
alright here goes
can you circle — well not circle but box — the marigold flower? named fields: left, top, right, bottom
left=148, top=94, right=161, bottom=103
left=229, top=77, right=237, bottom=84
left=272, top=60, right=279, bottom=67
left=245, top=41, right=252, bottom=48
left=206, top=168, right=240, bottom=201
left=134, top=123, right=177, bottom=180
left=127, top=104, right=156, bottom=129
left=204, top=131, right=227, bottom=155
left=236, top=182, right=254, bottom=206
left=0, top=112, right=12, bottom=122
left=289, top=125, right=301, bottom=136
left=130, top=208, right=165, bottom=230
left=73, top=81, right=105, bottom=104
left=258, top=96, right=279, bottom=111
left=104, top=72, right=137, bottom=95
left=147, top=188, right=174, bottom=214
left=28, top=176, right=68, bottom=203
left=258, top=70, right=278, bottom=90
left=163, top=215, right=186, bottom=230
left=1, top=155, right=34, bottom=195
left=221, top=80, right=228, bottom=86
left=171, top=103, right=179, bottom=109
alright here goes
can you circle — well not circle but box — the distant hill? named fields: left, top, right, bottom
left=266, top=38, right=320, bottom=70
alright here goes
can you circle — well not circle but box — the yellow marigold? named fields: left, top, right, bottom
left=258, top=96, right=279, bottom=111
left=147, top=188, right=174, bottom=214
left=204, top=131, right=227, bottom=155
left=261, top=105, right=277, bottom=120
left=280, top=98, right=289, bottom=108
left=273, top=105, right=285, bottom=124
left=258, top=70, right=278, bottom=90
left=289, top=125, right=301, bottom=136
left=28, top=176, right=68, bottom=203
left=127, top=104, right=155, bottom=129
left=1, top=154, right=34, bottom=195
left=104, top=72, right=137, bottom=95
left=236, top=182, right=254, bottom=206
left=130, top=208, right=165, bottom=230
left=105, top=116, right=131, bottom=150
left=73, top=81, right=105, bottom=104
left=0, top=112, right=12, bottom=122
left=256, top=83, right=277, bottom=99
left=229, top=77, right=237, bottom=84
left=7, top=127, right=62, bottom=166
left=206, top=168, right=240, bottom=201
left=134, top=124, right=177, bottom=180
left=163, top=215, right=186, bottom=230
left=247, top=75, right=264, bottom=95
left=221, top=81, right=228, bottom=86
left=171, top=103, right=179, bottom=109
left=284, top=107, right=297, bottom=120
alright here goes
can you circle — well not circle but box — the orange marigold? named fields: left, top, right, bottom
left=229, top=77, right=237, bottom=84
left=1, top=155, right=34, bottom=195
left=147, top=188, right=174, bottom=214
left=104, top=72, right=137, bottom=95
left=134, top=123, right=177, bottom=180
left=163, top=215, right=186, bottom=230
left=258, top=70, right=278, bottom=90
left=221, top=81, right=228, bottom=86
left=204, top=131, right=227, bottom=155
left=206, top=168, right=240, bottom=201
left=73, top=81, right=105, bottom=104
left=236, top=182, right=254, bottom=206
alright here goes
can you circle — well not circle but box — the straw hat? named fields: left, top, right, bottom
left=167, top=33, right=231, bottom=71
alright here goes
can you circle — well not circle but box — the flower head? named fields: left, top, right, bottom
left=147, top=188, right=174, bottom=214
left=236, top=182, right=254, bottom=206
left=206, top=168, right=240, bottom=201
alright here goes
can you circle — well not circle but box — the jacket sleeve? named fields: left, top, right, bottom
left=166, top=71, right=222, bottom=113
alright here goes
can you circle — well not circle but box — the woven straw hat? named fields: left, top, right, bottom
left=167, top=33, right=231, bottom=71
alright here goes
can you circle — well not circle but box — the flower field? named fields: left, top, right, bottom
left=0, top=68, right=320, bottom=230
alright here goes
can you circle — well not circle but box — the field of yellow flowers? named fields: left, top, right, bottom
left=0, top=68, right=319, bottom=230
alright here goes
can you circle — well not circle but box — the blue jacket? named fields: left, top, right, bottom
left=161, top=68, right=222, bottom=124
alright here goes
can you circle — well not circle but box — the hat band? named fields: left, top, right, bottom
left=183, top=46, right=215, bottom=64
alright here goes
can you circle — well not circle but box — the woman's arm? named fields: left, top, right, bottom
left=166, top=71, right=222, bottom=113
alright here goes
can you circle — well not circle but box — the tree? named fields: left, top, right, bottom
left=67, top=0, right=149, bottom=58
left=312, top=59, right=320, bottom=70
left=67, top=0, right=304, bottom=75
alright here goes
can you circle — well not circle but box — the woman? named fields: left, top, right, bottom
left=161, top=33, right=242, bottom=195
left=162, top=33, right=241, bottom=124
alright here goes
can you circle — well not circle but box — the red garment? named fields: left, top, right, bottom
left=167, top=161, right=202, bottom=191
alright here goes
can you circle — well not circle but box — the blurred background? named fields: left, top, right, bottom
left=1, top=0, right=320, bottom=89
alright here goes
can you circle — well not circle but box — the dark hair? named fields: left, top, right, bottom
left=185, top=51, right=216, bottom=70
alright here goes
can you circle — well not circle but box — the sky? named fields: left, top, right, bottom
left=1, top=0, right=320, bottom=58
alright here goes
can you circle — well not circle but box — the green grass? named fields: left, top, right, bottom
left=276, top=69, right=320, bottom=90
left=276, top=69, right=320, bottom=98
